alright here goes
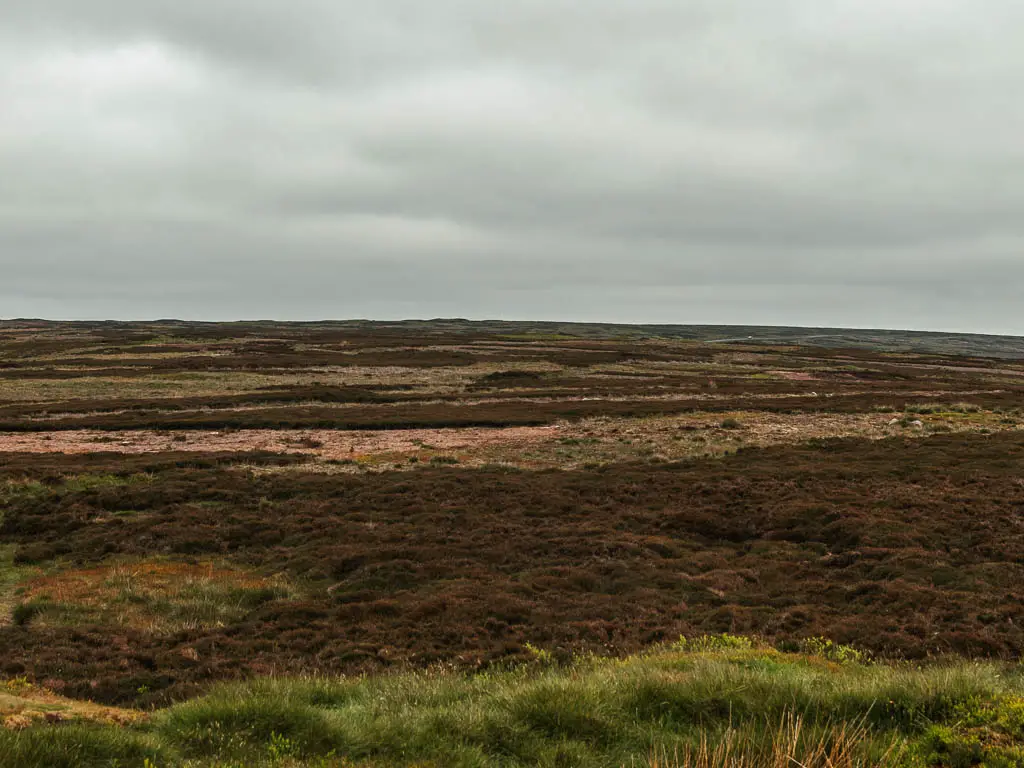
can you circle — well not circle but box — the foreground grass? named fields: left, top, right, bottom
left=4, top=639, right=1024, bottom=767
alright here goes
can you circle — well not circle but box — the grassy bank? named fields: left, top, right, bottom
left=3, top=638, right=1024, bottom=767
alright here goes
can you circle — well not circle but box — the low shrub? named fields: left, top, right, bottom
left=428, top=455, right=460, bottom=465
left=800, top=636, right=868, bottom=664
left=674, top=633, right=754, bottom=652
left=11, top=599, right=49, bottom=627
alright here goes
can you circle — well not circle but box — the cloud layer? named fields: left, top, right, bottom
left=3, top=2, right=1022, bottom=331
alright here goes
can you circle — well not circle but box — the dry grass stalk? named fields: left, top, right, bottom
left=641, top=713, right=901, bottom=768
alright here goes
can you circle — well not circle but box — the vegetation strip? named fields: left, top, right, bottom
left=4, top=641, right=1024, bottom=767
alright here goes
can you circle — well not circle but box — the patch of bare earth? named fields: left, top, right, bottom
left=768, top=370, right=818, bottom=381
left=0, top=408, right=1018, bottom=472
left=0, top=425, right=561, bottom=461
left=1, top=680, right=143, bottom=730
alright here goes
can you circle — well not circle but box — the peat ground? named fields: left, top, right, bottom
left=2, top=432, right=1024, bottom=705
left=0, top=320, right=1023, bottom=710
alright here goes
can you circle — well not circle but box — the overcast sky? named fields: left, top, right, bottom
left=2, top=2, right=1023, bottom=332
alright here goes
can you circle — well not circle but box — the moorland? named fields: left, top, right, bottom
left=2, top=318, right=1024, bottom=767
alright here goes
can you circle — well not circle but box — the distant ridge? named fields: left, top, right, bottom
left=4, top=318, right=1024, bottom=359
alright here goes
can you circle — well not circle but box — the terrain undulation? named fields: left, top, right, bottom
left=2, top=319, right=1024, bottom=767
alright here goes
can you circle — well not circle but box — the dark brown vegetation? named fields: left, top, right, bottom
left=1, top=390, right=1022, bottom=432
left=3, top=432, right=1024, bottom=706
left=2, top=319, right=1024, bottom=712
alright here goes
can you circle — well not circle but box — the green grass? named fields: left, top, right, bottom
left=9, top=560, right=296, bottom=632
left=0, top=479, right=48, bottom=508
left=6, top=640, right=1024, bottom=766
left=0, top=474, right=151, bottom=507
left=0, top=543, right=38, bottom=626
left=59, top=473, right=153, bottom=494
left=0, top=725, right=167, bottom=768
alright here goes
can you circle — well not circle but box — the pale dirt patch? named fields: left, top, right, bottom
left=0, top=410, right=1017, bottom=473
left=0, top=425, right=562, bottom=460
left=30, top=350, right=227, bottom=362
left=713, top=352, right=770, bottom=366
left=505, top=409, right=1022, bottom=470
left=0, top=680, right=143, bottom=729
left=768, top=370, right=817, bottom=381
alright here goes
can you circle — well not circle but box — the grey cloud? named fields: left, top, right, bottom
left=2, top=2, right=1024, bottom=331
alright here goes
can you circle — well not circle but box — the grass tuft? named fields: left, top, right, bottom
left=0, top=724, right=167, bottom=768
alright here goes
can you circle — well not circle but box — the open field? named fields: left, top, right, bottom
left=2, top=319, right=1024, bottom=765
